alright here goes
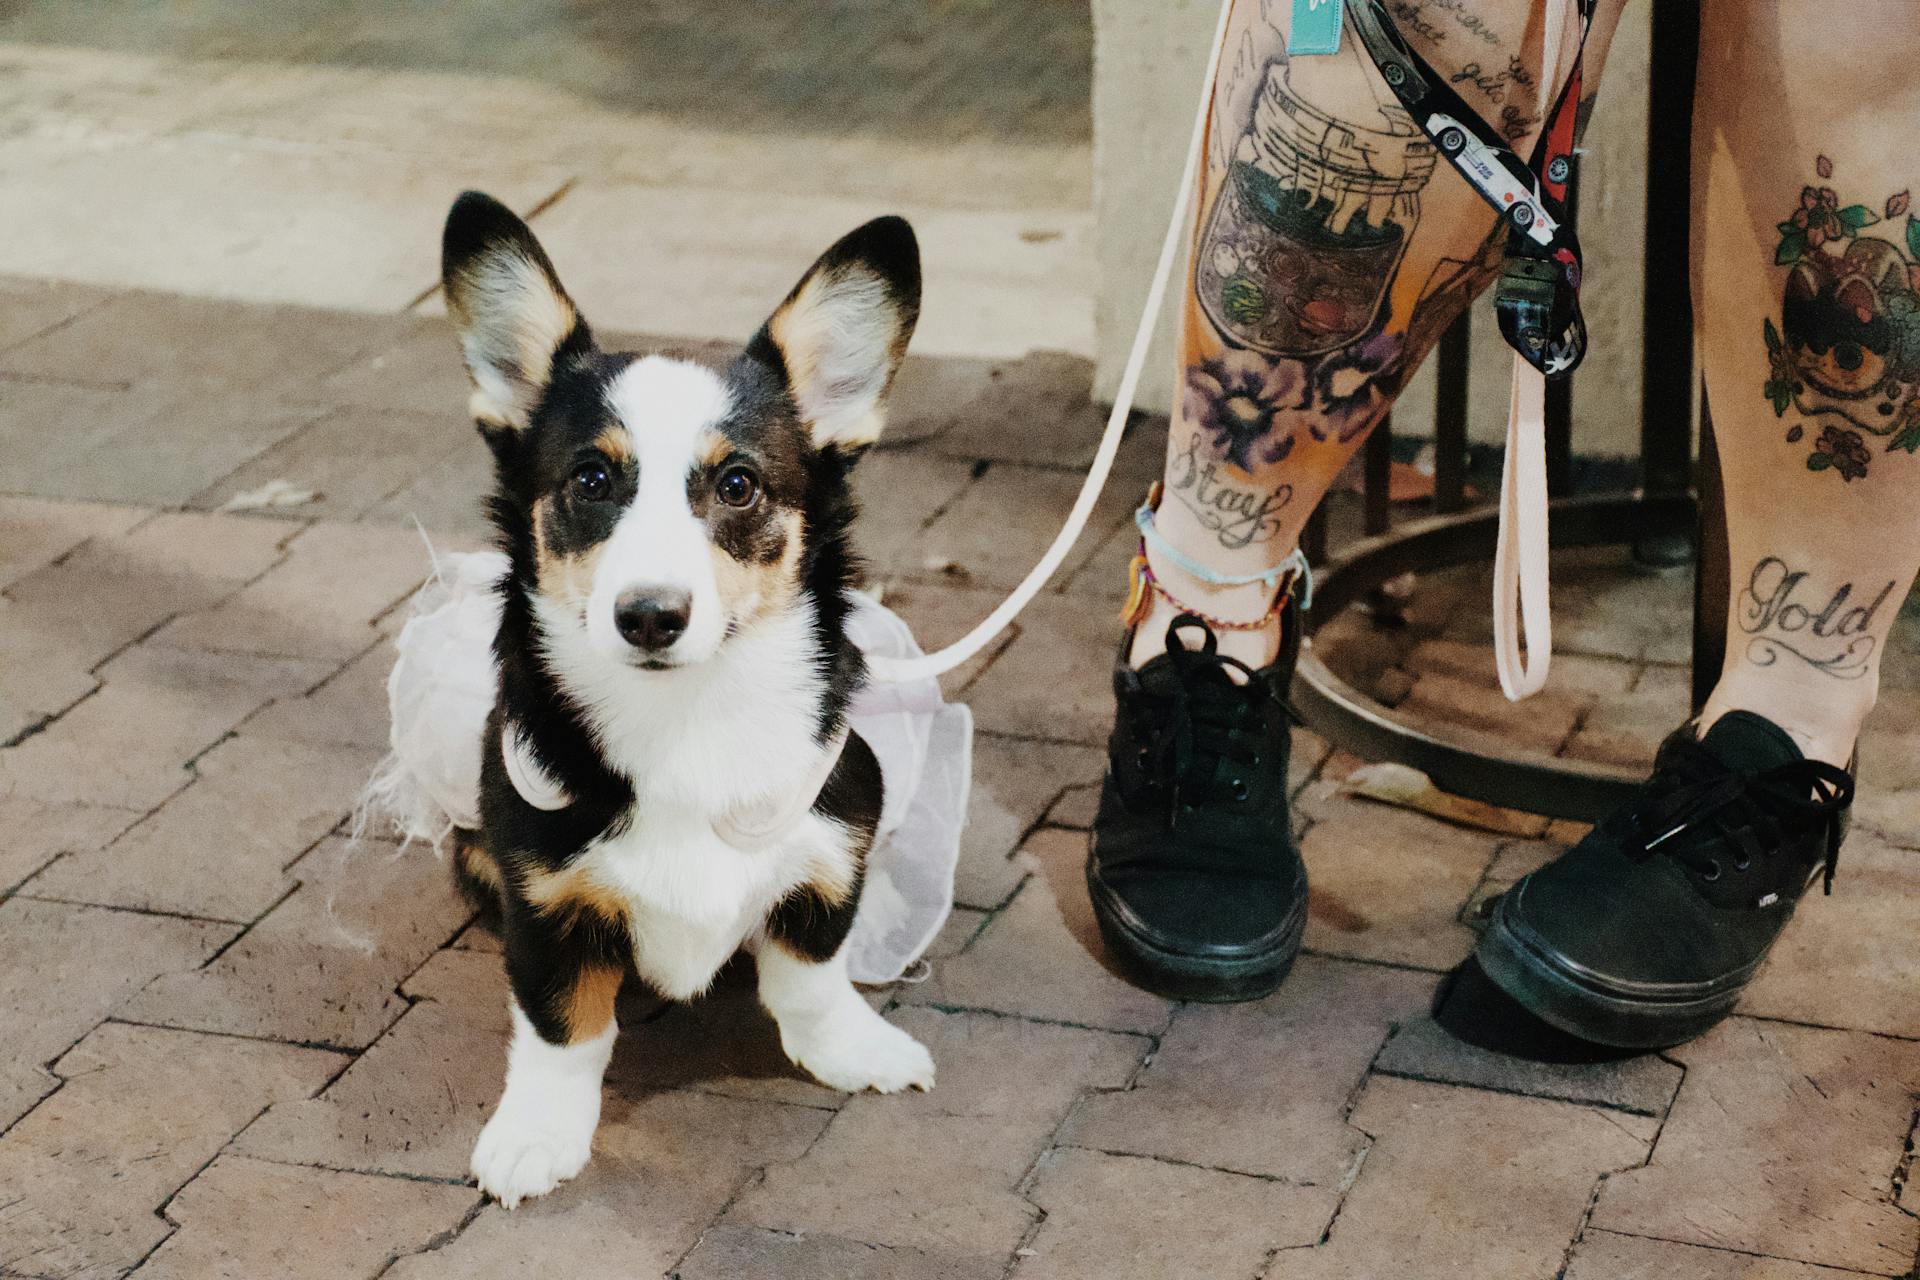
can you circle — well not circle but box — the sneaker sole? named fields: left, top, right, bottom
left=1476, top=897, right=1742, bottom=1049
left=1084, top=862, right=1308, bottom=1004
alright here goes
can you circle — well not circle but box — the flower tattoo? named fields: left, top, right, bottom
left=1765, top=156, right=1920, bottom=481
left=1808, top=425, right=1870, bottom=481
left=1307, top=328, right=1402, bottom=443
left=1184, top=351, right=1300, bottom=469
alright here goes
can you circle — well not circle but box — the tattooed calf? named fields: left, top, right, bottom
left=1737, top=555, right=1894, bottom=680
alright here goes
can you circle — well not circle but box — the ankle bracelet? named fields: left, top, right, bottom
left=1122, top=484, right=1312, bottom=630
left=1122, top=541, right=1301, bottom=632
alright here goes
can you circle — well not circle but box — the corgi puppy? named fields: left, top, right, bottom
left=439, top=191, right=932, bottom=1208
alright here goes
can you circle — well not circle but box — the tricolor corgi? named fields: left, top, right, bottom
left=438, top=192, right=933, bottom=1208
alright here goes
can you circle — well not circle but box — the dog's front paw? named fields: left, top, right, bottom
left=470, top=1098, right=595, bottom=1209
left=787, top=1008, right=935, bottom=1095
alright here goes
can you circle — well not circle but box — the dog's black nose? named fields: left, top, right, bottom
left=613, top=589, right=691, bottom=652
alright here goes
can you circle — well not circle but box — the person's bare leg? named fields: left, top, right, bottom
left=1693, top=0, right=1920, bottom=766
left=1132, top=0, right=1626, bottom=669
left=1090, top=0, right=1623, bottom=1006
left=1470, top=0, right=1915, bottom=1051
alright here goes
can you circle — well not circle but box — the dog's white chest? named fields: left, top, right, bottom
left=577, top=807, right=840, bottom=1000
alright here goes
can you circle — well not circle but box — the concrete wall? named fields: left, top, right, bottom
left=1092, top=1, right=1655, bottom=457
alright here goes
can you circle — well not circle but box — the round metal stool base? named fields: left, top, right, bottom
left=1291, top=492, right=1697, bottom=824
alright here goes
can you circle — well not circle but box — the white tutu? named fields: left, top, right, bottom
left=363, top=550, right=970, bottom=984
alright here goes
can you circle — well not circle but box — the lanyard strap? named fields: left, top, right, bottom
left=863, top=0, right=1237, bottom=685
left=1346, top=0, right=1592, bottom=377
left=1350, top=0, right=1590, bottom=698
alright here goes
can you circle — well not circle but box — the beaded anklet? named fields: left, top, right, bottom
left=1121, top=485, right=1313, bottom=632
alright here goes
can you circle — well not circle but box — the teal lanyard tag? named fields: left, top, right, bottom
left=1287, top=0, right=1344, bottom=54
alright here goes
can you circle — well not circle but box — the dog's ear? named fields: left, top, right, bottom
left=750, top=216, right=920, bottom=458
left=441, top=190, right=592, bottom=432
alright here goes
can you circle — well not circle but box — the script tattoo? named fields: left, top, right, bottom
left=1737, top=556, right=1893, bottom=680
left=1167, top=436, right=1294, bottom=550
left=1388, top=1, right=1446, bottom=45
left=1425, top=0, right=1502, bottom=46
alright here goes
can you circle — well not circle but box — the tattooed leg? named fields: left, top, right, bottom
left=1133, top=0, right=1627, bottom=669
left=1694, top=0, right=1920, bottom=764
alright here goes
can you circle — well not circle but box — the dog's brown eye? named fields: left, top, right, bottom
left=716, top=465, right=760, bottom=508
left=570, top=460, right=612, bottom=502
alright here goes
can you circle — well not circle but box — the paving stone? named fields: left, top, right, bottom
left=498, top=180, right=1089, bottom=364
left=385, top=1091, right=830, bottom=1280
left=961, top=591, right=1121, bottom=744
left=728, top=1006, right=1142, bottom=1256
left=0, top=290, right=403, bottom=394
left=1554, top=558, right=1695, bottom=664
left=1278, top=1076, right=1649, bottom=1280
left=31, top=736, right=381, bottom=921
left=362, top=442, right=497, bottom=541
left=1563, top=1230, right=1871, bottom=1280
left=1395, top=670, right=1586, bottom=758
left=927, top=351, right=1105, bottom=468
left=239, top=642, right=393, bottom=751
left=850, top=447, right=981, bottom=582
left=603, top=959, right=844, bottom=1110
left=235, top=947, right=507, bottom=1180
left=925, top=905, right=989, bottom=962
left=313, top=316, right=472, bottom=418
left=0, top=642, right=328, bottom=809
left=157, top=520, right=430, bottom=660
left=451, top=922, right=503, bottom=954
left=909, top=460, right=1136, bottom=593
left=1564, top=663, right=1691, bottom=771
left=1373, top=1016, right=1684, bottom=1116
left=1044, top=782, right=1100, bottom=829
left=133, top=1154, right=477, bottom=1280
left=0, top=363, right=332, bottom=505
left=0, top=655, right=96, bottom=746
left=1593, top=1018, right=1920, bottom=1274
left=0, top=495, right=144, bottom=590
left=0, top=797, right=141, bottom=896
left=1016, top=1147, right=1333, bottom=1280
left=905, top=829, right=1173, bottom=1034
left=190, top=406, right=470, bottom=523
left=883, top=352, right=1007, bottom=449
left=1854, top=783, right=1920, bottom=852
left=0, top=276, right=111, bottom=351
left=1408, top=637, right=1639, bottom=700
left=1739, top=829, right=1920, bottom=1039
left=1297, top=796, right=1493, bottom=971
left=675, top=1225, right=1004, bottom=1280
left=0, top=898, right=226, bottom=1128
left=1, top=510, right=290, bottom=671
left=120, top=835, right=467, bottom=1047
left=960, top=733, right=1103, bottom=910
left=1063, top=956, right=1431, bottom=1182
left=1854, top=710, right=1920, bottom=850
left=0, top=1022, right=345, bottom=1280
left=0, top=381, right=143, bottom=499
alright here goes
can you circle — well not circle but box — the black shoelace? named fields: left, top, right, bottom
left=1132, top=617, right=1280, bottom=830
left=1618, top=734, right=1855, bottom=895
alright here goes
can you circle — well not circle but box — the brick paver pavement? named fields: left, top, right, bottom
left=2, top=282, right=1919, bottom=1280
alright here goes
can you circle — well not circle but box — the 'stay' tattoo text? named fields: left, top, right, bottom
left=1167, top=437, right=1295, bottom=550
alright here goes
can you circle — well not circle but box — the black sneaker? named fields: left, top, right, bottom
left=1476, top=710, right=1854, bottom=1048
left=1087, top=606, right=1307, bottom=1002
